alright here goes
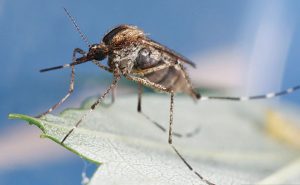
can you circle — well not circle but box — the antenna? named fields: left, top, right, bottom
left=63, top=7, right=91, bottom=47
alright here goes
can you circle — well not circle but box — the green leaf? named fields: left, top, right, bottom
left=9, top=95, right=300, bottom=185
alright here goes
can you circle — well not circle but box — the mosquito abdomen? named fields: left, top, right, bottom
left=134, top=47, right=199, bottom=98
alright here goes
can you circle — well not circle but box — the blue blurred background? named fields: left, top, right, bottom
left=1, top=0, right=300, bottom=185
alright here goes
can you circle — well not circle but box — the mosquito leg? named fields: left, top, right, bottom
left=125, top=75, right=212, bottom=184
left=73, top=48, right=86, bottom=56
left=137, top=85, right=199, bottom=138
left=137, top=83, right=143, bottom=112
left=199, top=85, right=300, bottom=102
left=124, top=75, right=168, bottom=92
left=127, top=75, right=200, bottom=138
left=111, top=86, right=116, bottom=104
left=168, top=92, right=174, bottom=144
left=140, top=112, right=200, bottom=138
left=168, top=91, right=174, bottom=144
left=61, top=75, right=120, bottom=144
left=91, top=60, right=116, bottom=105
left=36, top=65, right=75, bottom=118
left=36, top=48, right=86, bottom=118
left=92, top=60, right=113, bottom=73
left=131, top=62, right=175, bottom=75
left=167, top=92, right=214, bottom=185
left=170, top=145, right=215, bottom=185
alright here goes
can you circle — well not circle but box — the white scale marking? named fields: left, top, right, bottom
left=240, top=97, right=249, bottom=101
left=266, top=93, right=275, bottom=98
left=200, top=97, right=209, bottom=101
left=287, top=88, right=294, bottom=93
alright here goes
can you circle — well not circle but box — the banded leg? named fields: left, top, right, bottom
left=36, top=48, right=86, bottom=118
left=170, top=144, right=215, bottom=185
left=199, top=85, right=300, bottom=102
left=125, top=75, right=213, bottom=185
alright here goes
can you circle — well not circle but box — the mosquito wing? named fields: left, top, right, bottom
left=142, top=38, right=196, bottom=68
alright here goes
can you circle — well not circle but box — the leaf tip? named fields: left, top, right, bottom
left=8, top=113, right=23, bottom=119
left=8, top=113, right=46, bottom=132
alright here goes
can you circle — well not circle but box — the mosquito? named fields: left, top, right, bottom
left=38, top=8, right=300, bottom=185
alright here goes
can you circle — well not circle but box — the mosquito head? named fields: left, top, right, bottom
left=84, top=43, right=109, bottom=61
left=39, top=43, right=109, bottom=73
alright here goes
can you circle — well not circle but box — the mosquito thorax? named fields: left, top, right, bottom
left=102, top=25, right=145, bottom=47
